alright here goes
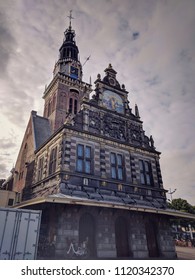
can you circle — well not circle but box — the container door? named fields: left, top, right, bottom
left=0, top=210, right=17, bottom=260
left=13, top=211, right=41, bottom=260
left=0, top=208, right=41, bottom=260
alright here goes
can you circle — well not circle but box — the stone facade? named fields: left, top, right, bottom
left=23, top=124, right=165, bottom=207
left=36, top=203, right=176, bottom=259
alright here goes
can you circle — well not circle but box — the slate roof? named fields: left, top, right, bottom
left=32, top=112, right=51, bottom=149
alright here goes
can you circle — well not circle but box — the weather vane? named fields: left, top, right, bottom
left=83, top=55, right=91, bottom=67
left=67, top=10, right=74, bottom=28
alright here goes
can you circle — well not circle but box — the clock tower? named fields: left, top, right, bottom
left=53, top=11, right=82, bottom=80
left=43, top=11, right=92, bottom=133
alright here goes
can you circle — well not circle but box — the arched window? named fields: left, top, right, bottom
left=70, top=89, right=79, bottom=94
left=74, top=99, right=78, bottom=114
left=69, top=98, right=73, bottom=113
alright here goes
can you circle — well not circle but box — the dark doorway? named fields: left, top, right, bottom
left=145, top=220, right=160, bottom=258
left=115, top=216, right=130, bottom=258
left=79, top=213, right=96, bottom=258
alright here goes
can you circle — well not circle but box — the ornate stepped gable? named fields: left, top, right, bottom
left=72, top=64, right=155, bottom=152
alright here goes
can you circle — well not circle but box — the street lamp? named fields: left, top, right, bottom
left=188, top=224, right=193, bottom=240
left=168, top=188, right=177, bottom=201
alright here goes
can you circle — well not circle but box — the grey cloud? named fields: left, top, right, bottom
left=0, top=12, right=16, bottom=78
left=0, top=77, right=34, bottom=127
left=179, top=49, right=192, bottom=63
left=145, top=75, right=161, bottom=86
left=0, top=138, right=17, bottom=150
left=0, top=163, right=8, bottom=178
left=132, top=32, right=139, bottom=40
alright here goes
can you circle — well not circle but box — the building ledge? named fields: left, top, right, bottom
left=13, top=194, right=195, bottom=220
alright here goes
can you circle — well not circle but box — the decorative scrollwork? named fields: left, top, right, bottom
left=86, top=110, right=155, bottom=150
left=128, top=123, right=142, bottom=144
left=103, top=114, right=126, bottom=140
left=89, top=111, right=100, bottom=131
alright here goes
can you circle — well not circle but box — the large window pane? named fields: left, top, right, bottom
left=118, top=167, right=123, bottom=180
left=111, top=153, right=116, bottom=164
left=77, top=159, right=83, bottom=172
left=85, top=146, right=91, bottom=159
left=144, top=161, right=149, bottom=172
left=117, top=154, right=122, bottom=166
left=139, top=160, right=144, bottom=171
left=77, top=144, right=84, bottom=157
left=111, top=167, right=117, bottom=179
left=146, top=174, right=151, bottom=185
left=85, top=160, right=91, bottom=174
left=140, top=173, right=145, bottom=184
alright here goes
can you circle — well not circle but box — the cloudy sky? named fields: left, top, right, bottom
left=0, top=0, right=195, bottom=204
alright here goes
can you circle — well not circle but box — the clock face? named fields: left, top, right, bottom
left=102, top=90, right=124, bottom=113
left=108, top=77, right=116, bottom=86
left=70, top=66, right=78, bottom=79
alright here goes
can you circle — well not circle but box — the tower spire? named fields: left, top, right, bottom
left=53, top=11, right=83, bottom=80
left=67, top=10, right=74, bottom=29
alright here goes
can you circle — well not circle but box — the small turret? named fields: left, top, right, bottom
left=135, top=104, right=140, bottom=118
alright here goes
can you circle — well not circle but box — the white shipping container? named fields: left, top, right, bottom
left=0, top=207, right=41, bottom=260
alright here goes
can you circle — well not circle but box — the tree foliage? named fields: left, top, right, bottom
left=168, top=198, right=195, bottom=228
left=168, top=198, right=195, bottom=214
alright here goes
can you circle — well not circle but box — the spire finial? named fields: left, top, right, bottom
left=67, top=10, right=74, bottom=29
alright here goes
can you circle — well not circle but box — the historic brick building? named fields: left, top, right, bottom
left=10, top=15, right=182, bottom=259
